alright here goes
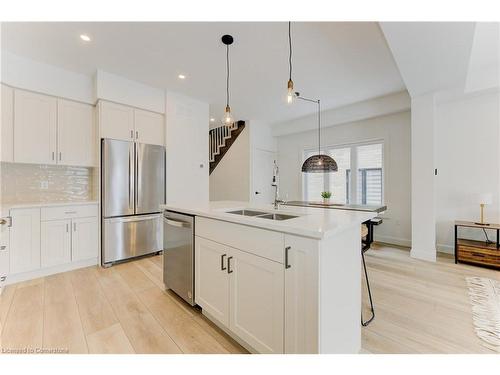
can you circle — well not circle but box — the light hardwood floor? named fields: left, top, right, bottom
left=0, top=245, right=498, bottom=354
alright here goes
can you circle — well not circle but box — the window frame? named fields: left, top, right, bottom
left=301, top=139, right=385, bottom=204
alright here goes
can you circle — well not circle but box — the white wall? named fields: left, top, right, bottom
left=277, top=111, right=411, bottom=247
left=95, top=70, right=165, bottom=113
left=209, top=125, right=250, bottom=201
left=435, top=89, right=500, bottom=253
left=165, top=91, right=209, bottom=205
left=1, top=50, right=94, bottom=103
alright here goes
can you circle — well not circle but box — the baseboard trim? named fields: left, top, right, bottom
left=373, top=235, right=411, bottom=248
left=410, top=248, right=437, bottom=262
left=4, top=258, right=98, bottom=286
left=437, top=243, right=454, bottom=255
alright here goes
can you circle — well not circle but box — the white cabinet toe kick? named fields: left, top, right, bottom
left=192, top=216, right=362, bottom=354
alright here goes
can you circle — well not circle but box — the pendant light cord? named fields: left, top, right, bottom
left=318, top=99, right=321, bottom=155
left=288, top=21, right=292, bottom=81
left=226, top=44, right=230, bottom=107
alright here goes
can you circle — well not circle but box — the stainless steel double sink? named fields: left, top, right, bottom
left=227, top=209, right=298, bottom=221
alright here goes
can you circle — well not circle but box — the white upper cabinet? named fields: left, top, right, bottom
left=14, top=89, right=57, bottom=164
left=57, top=99, right=96, bottom=167
left=1, top=84, right=14, bottom=162
left=99, top=100, right=165, bottom=145
left=134, top=109, right=164, bottom=146
left=99, top=101, right=135, bottom=141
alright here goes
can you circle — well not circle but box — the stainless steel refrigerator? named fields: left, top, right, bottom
left=101, top=139, right=165, bottom=265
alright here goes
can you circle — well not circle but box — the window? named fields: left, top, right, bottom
left=302, top=142, right=383, bottom=205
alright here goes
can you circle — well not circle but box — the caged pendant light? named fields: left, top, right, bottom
left=221, top=34, right=235, bottom=125
left=296, top=94, right=338, bottom=173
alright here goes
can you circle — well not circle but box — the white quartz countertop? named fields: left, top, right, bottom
left=1, top=200, right=98, bottom=211
left=160, top=201, right=376, bottom=240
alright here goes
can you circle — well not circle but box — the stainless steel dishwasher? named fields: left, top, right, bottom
left=163, top=210, right=195, bottom=306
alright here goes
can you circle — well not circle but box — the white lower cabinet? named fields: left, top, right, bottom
left=284, top=234, right=319, bottom=354
left=9, top=208, right=41, bottom=274
left=71, top=216, right=98, bottom=262
left=6, top=204, right=98, bottom=284
left=195, top=236, right=284, bottom=354
left=0, top=211, right=11, bottom=288
left=229, top=247, right=284, bottom=354
left=41, top=219, right=71, bottom=268
left=195, top=237, right=230, bottom=326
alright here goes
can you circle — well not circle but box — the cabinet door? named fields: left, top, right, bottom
left=229, top=247, right=284, bottom=354
left=99, top=101, right=134, bottom=141
left=14, top=89, right=57, bottom=164
left=41, top=219, right=71, bottom=268
left=284, top=235, right=319, bottom=354
left=9, top=208, right=41, bottom=274
left=195, top=237, right=230, bottom=326
left=57, top=99, right=96, bottom=166
left=134, top=109, right=164, bottom=146
left=0, top=211, right=10, bottom=285
left=71, top=216, right=98, bottom=262
left=1, top=84, right=14, bottom=162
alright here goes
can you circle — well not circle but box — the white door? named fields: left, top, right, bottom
left=252, top=149, right=277, bottom=204
left=1, top=84, right=14, bottom=162
left=195, top=237, right=230, bottom=326
left=41, top=219, right=71, bottom=268
left=9, top=208, right=41, bottom=274
left=14, top=89, right=57, bottom=164
left=99, top=101, right=134, bottom=141
left=134, top=109, right=164, bottom=146
left=229, top=247, right=284, bottom=354
left=284, top=235, right=319, bottom=354
left=71, top=216, right=98, bottom=261
left=57, top=99, right=96, bottom=166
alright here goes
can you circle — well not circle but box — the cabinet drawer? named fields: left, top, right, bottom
left=457, top=244, right=499, bottom=268
left=196, top=217, right=284, bottom=263
left=41, top=204, right=98, bottom=221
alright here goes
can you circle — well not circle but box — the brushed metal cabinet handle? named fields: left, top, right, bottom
left=136, top=130, right=139, bottom=139
left=130, top=130, right=134, bottom=139
left=227, top=256, right=233, bottom=274
left=59, top=152, right=62, bottom=161
left=52, top=151, right=55, bottom=161
left=285, top=246, right=291, bottom=269
left=64, top=211, right=77, bottom=215
left=221, top=254, right=227, bottom=271
left=66, top=223, right=69, bottom=233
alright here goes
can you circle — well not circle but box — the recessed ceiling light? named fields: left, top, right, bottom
left=210, top=118, right=215, bottom=122
left=80, top=34, right=91, bottom=42
left=178, top=74, right=186, bottom=79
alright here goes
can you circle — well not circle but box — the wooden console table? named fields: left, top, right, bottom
left=454, top=221, right=500, bottom=269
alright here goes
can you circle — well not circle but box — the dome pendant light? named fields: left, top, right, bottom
left=221, top=34, right=234, bottom=125
left=286, top=22, right=295, bottom=104
left=297, top=94, right=338, bottom=173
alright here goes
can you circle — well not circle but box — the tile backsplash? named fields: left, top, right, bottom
left=0, top=162, right=96, bottom=204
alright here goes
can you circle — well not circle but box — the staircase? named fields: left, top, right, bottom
left=209, top=120, right=246, bottom=175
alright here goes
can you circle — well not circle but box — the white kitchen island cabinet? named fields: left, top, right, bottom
left=165, top=201, right=374, bottom=354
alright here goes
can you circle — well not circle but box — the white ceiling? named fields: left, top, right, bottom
left=1, top=22, right=406, bottom=124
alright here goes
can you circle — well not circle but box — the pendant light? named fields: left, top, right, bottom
left=296, top=93, right=338, bottom=173
left=286, top=21, right=295, bottom=104
left=221, top=34, right=234, bottom=125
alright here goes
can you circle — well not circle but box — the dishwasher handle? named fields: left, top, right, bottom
left=164, top=218, right=191, bottom=228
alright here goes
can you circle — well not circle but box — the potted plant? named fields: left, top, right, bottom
left=321, top=191, right=332, bottom=204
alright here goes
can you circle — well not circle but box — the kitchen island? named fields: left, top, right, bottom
left=160, top=201, right=376, bottom=354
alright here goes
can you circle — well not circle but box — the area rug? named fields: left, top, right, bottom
left=466, top=276, right=500, bottom=352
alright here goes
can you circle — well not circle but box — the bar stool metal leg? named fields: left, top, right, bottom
left=361, top=250, right=375, bottom=326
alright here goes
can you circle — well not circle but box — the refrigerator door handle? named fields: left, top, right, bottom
left=129, top=145, right=134, bottom=210
left=136, top=143, right=140, bottom=211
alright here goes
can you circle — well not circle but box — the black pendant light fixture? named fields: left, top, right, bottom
left=296, top=93, right=338, bottom=173
left=286, top=21, right=295, bottom=104
left=221, top=34, right=234, bottom=125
